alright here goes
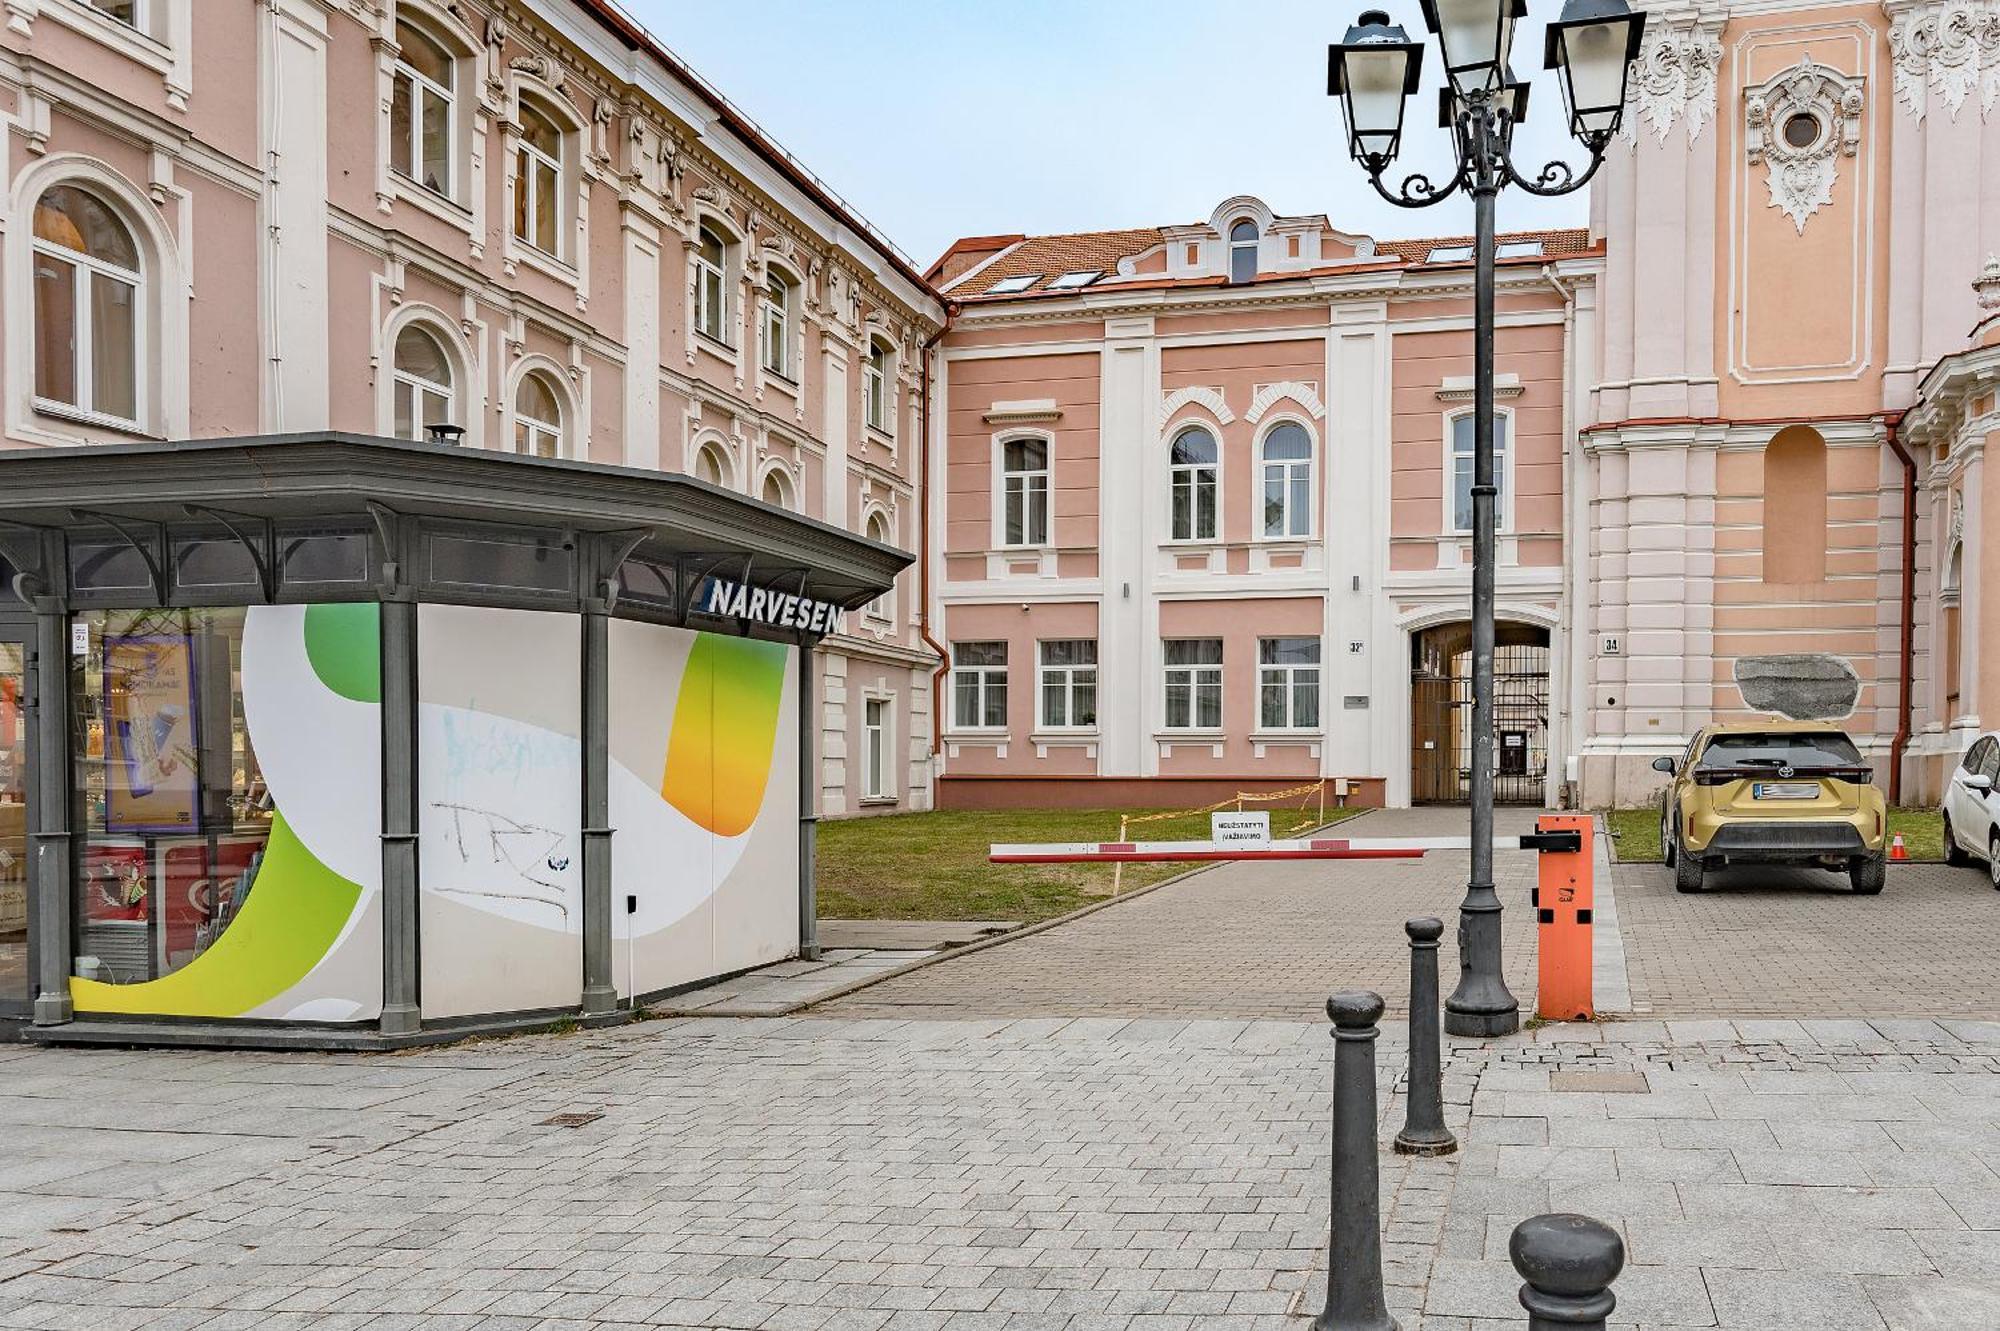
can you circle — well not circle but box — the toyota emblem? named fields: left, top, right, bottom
left=1778, top=765, right=1795, bottom=778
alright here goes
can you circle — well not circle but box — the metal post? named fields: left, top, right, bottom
left=25, top=554, right=72, bottom=1027
left=1315, top=990, right=1398, bottom=1331
left=1509, top=1213, right=1625, bottom=1330
left=378, top=589, right=421, bottom=1037
left=578, top=595, right=615, bottom=1020
left=1394, top=917, right=1456, bottom=1156
left=797, top=639, right=819, bottom=961
left=1445, top=95, right=1520, bottom=1039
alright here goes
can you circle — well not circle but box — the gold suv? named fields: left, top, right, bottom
left=1653, top=722, right=1887, bottom=895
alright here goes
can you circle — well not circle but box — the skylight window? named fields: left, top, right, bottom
left=985, top=274, right=1042, bottom=294
left=1425, top=243, right=1474, bottom=263
left=1497, top=239, right=1545, bottom=259
left=1047, top=270, right=1101, bottom=290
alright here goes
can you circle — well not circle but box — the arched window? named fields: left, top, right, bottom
left=694, top=225, right=730, bottom=344
left=1229, top=219, right=1259, bottom=284
left=392, top=324, right=454, bottom=441
left=864, top=337, right=893, bottom=433
left=513, top=371, right=563, bottom=458
left=760, top=468, right=793, bottom=510
left=1169, top=425, right=1219, bottom=541
left=1259, top=421, right=1313, bottom=538
left=866, top=511, right=894, bottom=620
left=999, top=436, right=1050, bottom=547
left=513, top=99, right=564, bottom=257
left=33, top=184, right=141, bottom=425
left=694, top=443, right=729, bottom=487
left=1762, top=425, right=1829, bottom=583
left=1944, top=541, right=1964, bottom=714
left=391, top=20, right=455, bottom=197
left=762, top=271, right=795, bottom=379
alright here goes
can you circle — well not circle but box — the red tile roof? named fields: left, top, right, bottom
left=938, top=222, right=1596, bottom=302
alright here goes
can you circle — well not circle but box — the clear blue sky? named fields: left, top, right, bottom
left=621, top=0, right=1590, bottom=267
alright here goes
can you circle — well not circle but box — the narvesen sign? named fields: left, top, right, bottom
left=697, top=575, right=847, bottom=636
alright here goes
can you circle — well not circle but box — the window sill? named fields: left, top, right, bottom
left=506, top=236, right=580, bottom=287
left=44, top=0, right=173, bottom=74
left=859, top=796, right=899, bottom=807
left=694, top=329, right=739, bottom=360
left=389, top=174, right=474, bottom=235
left=763, top=366, right=799, bottom=391
left=1031, top=730, right=1099, bottom=743
left=946, top=728, right=1010, bottom=740
left=995, top=544, right=1053, bottom=555
left=33, top=401, right=157, bottom=440
left=1250, top=730, right=1324, bottom=743
left=864, top=423, right=896, bottom=447
left=1154, top=729, right=1226, bottom=741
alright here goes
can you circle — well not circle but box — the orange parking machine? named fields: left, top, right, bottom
left=1532, top=813, right=1595, bottom=1021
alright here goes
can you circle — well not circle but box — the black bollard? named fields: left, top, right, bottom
left=1395, top=917, right=1458, bottom=1156
left=1316, top=991, right=1398, bottom=1331
left=1509, top=1213, right=1625, bottom=1330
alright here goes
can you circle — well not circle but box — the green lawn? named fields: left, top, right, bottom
left=817, top=803, right=1366, bottom=924
left=1603, top=804, right=1944, bottom=863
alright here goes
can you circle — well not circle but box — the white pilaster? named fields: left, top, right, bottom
left=260, top=0, right=331, bottom=431
left=1100, top=316, right=1155, bottom=777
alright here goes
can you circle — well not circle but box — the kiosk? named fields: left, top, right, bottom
left=0, top=433, right=906, bottom=1049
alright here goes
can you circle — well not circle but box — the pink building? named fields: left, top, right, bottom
left=927, top=197, right=1594, bottom=809
left=0, top=0, right=945, bottom=819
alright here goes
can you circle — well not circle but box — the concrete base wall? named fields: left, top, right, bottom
left=935, top=775, right=1388, bottom=812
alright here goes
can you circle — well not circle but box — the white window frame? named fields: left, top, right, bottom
left=1037, top=639, right=1098, bottom=732
left=864, top=337, right=893, bottom=435
left=693, top=223, right=733, bottom=348
left=950, top=642, right=1010, bottom=732
left=862, top=695, right=894, bottom=802
left=864, top=511, right=896, bottom=624
left=1167, top=423, right=1220, bottom=543
left=43, top=2, right=189, bottom=110
left=1228, top=219, right=1259, bottom=284
left=511, top=98, right=565, bottom=260
left=996, top=433, right=1052, bottom=549
left=1258, top=418, right=1315, bottom=540
left=391, top=19, right=457, bottom=202
left=1163, top=638, right=1224, bottom=731
left=31, top=188, right=144, bottom=430
left=390, top=322, right=457, bottom=443
left=1257, top=637, right=1322, bottom=732
left=1445, top=407, right=1515, bottom=536
left=761, top=271, right=795, bottom=380
left=510, top=367, right=565, bottom=459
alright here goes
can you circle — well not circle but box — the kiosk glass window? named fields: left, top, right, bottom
left=69, top=608, right=273, bottom=986
left=1, top=639, right=26, bottom=1006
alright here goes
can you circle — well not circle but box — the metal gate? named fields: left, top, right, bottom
left=1410, top=625, right=1550, bottom=806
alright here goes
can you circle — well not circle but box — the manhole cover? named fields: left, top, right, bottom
left=537, top=1111, right=604, bottom=1128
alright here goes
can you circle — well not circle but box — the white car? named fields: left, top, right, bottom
left=1941, top=730, right=2000, bottom=888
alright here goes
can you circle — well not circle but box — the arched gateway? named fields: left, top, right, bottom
left=1409, top=621, right=1551, bottom=805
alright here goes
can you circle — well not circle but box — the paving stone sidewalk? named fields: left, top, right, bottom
left=3, top=1014, right=1999, bottom=1328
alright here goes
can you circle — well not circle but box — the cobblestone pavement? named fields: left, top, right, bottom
left=3, top=1016, right=2000, bottom=1329
left=1611, top=857, right=2000, bottom=1018
left=823, top=807, right=1550, bottom=1020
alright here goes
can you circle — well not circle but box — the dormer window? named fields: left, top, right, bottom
left=1229, top=220, right=1258, bottom=284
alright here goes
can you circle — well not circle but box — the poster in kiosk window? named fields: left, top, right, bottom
left=103, top=634, right=201, bottom=834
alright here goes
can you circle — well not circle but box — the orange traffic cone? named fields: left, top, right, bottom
left=1890, top=834, right=1909, bottom=862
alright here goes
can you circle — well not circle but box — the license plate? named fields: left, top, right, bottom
left=1752, top=782, right=1819, bottom=800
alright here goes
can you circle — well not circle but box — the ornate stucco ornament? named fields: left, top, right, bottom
left=1889, top=0, right=2000, bottom=122
left=1976, top=253, right=2000, bottom=311
left=1745, top=59, right=1865, bottom=234
left=1624, top=17, right=1724, bottom=144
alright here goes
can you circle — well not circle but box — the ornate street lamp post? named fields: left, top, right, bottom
left=1329, top=0, right=1644, bottom=1038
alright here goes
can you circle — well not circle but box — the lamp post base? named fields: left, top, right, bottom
left=1443, top=1004, right=1520, bottom=1039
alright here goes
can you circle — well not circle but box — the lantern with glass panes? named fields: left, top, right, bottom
left=1324, top=0, right=1644, bottom=1044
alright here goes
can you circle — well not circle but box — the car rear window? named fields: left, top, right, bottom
left=1696, top=732, right=1863, bottom=768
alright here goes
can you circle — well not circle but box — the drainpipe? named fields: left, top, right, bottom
left=1885, top=411, right=1915, bottom=806
left=917, top=305, right=957, bottom=757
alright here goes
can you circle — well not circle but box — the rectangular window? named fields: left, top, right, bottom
left=1001, top=438, right=1051, bottom=547
left=865, top=345, right=891, bottom=432
left=1259, top=637, right=1321, bottom=730
left=1163, top=638, right=1224, bottom=730
left=761, top=279, right=792, bottom=378
left=951, top=641, right=1009, bottom=729
left=1169, top=429, right=1219, bottom=541
left=1037, top=639, right=1097, bottom=730
left=391, top=57, right=454, bottom=199
left=1450, top=413, right=1509, bottom=534
left=694, top=229, right=729, bottom=345
left=863, top=698, right=889, bottom=799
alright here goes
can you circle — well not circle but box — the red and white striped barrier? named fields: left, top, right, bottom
left=988, top=834, right=1571, bottom=864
